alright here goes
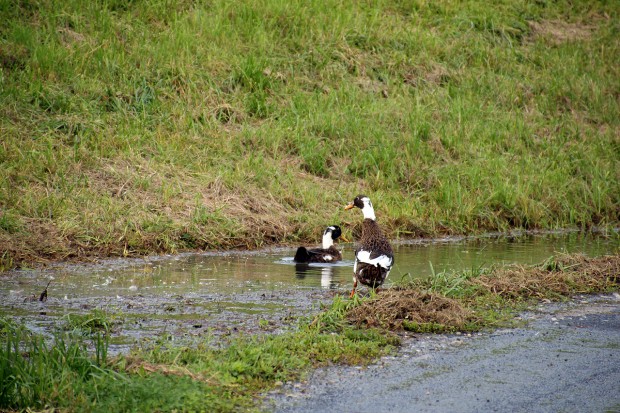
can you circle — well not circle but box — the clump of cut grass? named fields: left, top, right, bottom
left=471, top=253, right=620, bottom=300
left=347, top=254, right=620, bottom=333
left=346, top=289, right=480, bottom=333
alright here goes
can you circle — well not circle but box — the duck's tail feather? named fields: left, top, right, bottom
left=294, top=247, right=311, bottom=263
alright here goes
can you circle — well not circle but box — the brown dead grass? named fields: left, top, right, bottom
left=528, top=20, right=594, bottom=45
left=404, top=63, right=453, bottom=88
left=472, top=253, right=620, bottom=300
left=346, top=290, right=479, bottom=331
left=122, top=356, right=219, bottom=385
left=0, top=156, right=299, bottom=269
left=0, top=219, right=80, bottom=266
left=93, top=158, right=293, bottom=240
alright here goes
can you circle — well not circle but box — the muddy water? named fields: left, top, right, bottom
left=1, top=232, right=618, bottom=352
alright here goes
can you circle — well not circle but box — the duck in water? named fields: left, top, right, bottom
left=294, top=225, right=348, bottom=263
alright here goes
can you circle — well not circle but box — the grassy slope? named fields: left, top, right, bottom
left=1, top=0, right=619, bottom=269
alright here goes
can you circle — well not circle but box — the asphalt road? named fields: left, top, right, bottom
left=267, top=294, right=620, bottom=413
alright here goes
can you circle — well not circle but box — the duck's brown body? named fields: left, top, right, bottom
left=345, top=195, right=394, bottom=297
left=354, top=218, right=393, bottom=287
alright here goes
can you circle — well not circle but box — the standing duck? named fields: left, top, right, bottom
left=294, top=225, right=348, bottom=263
left=345, top=195, right=394, bottom=297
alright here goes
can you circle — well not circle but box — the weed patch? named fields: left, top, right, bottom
left=62, top=309, right=123, bottom=334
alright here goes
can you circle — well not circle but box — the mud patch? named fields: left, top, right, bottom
left=2, top=286, right=337, bottom=355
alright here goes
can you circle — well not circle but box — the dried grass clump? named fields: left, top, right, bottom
left=471, top=254, right=620, bottom=300
left=346, top=289, right=478, bottom=331
left=122, top=356, right=217, bottom=384
left=528, top=20, right=594, bottom=45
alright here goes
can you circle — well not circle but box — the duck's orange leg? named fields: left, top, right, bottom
left=349, top=279, right=358, bottom=298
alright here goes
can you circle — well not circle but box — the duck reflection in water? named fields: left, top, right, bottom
left=294, top=264, right=336, bottom=289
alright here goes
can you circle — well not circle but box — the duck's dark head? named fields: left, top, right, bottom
left=344, top=195, right=376, bottom=220
left=322, top=225, right=348, bottom=248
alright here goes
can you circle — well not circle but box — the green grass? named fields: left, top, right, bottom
left=0, top=325, right=113, bottom=411
left=1, top=1, right=619, bottom=267
left=62, top=309, right=123, bottom=334
left=0, top=302, right=398, bottom=412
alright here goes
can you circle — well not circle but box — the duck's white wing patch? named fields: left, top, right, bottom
left=356, top=250, right=393, bottom=269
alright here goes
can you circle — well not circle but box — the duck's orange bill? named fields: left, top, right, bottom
left=344, top=203, right=354, bottom=210
left=340, top=234, right=350, bottom=242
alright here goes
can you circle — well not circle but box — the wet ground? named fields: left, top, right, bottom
left=266, top=293, right=620, bottom=413
left=1, top=232, right=618, bottom=354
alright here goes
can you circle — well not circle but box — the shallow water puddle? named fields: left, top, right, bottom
left=1, top=232, right=617, bottom=352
